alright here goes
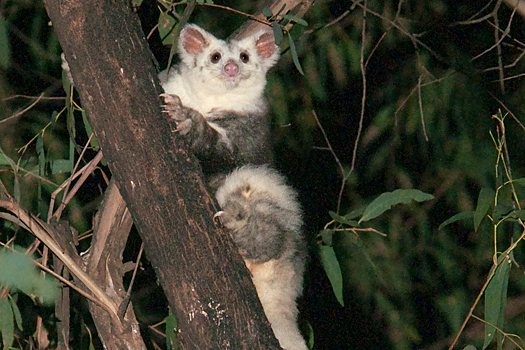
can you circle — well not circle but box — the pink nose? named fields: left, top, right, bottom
left=224, top=63, right=239, bottom=77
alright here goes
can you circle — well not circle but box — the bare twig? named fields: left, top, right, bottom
left=503, top=0, right=525, bottom=18
left=118, top=242, right=144, bottom=320
left=51, top=150, right=103, bottom=220
left=417, top=75, right=429, bottom=141
left=351, top=0, right=368, bottom=176
left=0, top=93, right=45, bottom=125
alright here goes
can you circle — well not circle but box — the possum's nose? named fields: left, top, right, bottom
left=224, top=62, right=239, bottom=77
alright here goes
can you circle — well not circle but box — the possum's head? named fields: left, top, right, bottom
left=214, top=166, right=302, bottom=238
left=178, top=24, right=280, bottom=102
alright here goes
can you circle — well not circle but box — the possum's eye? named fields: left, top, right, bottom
left=240, top=52, right=249, bottom=63
left=211, top=52, right=221, bottom=63
left=235, top=211, right=245, bottom=221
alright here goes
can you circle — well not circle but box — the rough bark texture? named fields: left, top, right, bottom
left=43, top=0, right=281, bottom=348
left=86, top=180, right=145, bottom=350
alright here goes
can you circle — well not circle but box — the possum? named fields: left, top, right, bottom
left=160, top=24, right=280, bottom=190
left=214, top=165, right=308, bottom=350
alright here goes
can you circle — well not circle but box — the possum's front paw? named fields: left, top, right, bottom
left=161, top=93, right=193, bottom=135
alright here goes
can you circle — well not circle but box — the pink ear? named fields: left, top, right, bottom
left=180, top=27, right=209, bottom=55
left=256, top=32, right=277, bottom=59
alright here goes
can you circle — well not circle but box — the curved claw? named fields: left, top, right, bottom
left=213, top=211, right=225, bottom=226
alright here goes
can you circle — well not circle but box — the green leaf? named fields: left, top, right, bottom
left=0, top=151, right=13, bottom=166
left=503, top=210, right=525, bottom=221
left=305, top=321, right=314, bottom=349
left=512, top=178, right=525, bottom=187
left=320, top=229, right=333, bottom=246
left=0, top=297, right=14, bottom=349
left=319, top=245, right=344, bottom=306
left=52, top=159, right=73, bottom=174
left=272, top=22, right=283, bottom=46
left=474, top=188, right=495, bottom=232
left=463, top=346, right=477, bottom=350
left=483, top=254, right=511, bottom=350
left=82, top=110, right=100, bottom=151
left=288, top=32, right=304, bottom=75
left=439, top=211, right=475, bottom=230
left=359, top=189, right=434, bottom=223
left=159, top=12, right=177, bottom=45
left=0, top=15, right=11, bottom=69
left=280, top=14, right=308, bottom=26
left=166, top=309, right=179, bottom=350
left=0, top=249, right=57, bottom=304
left=9, top=296, right=22, bottom=331
left=343, top=207, right=365, bottom=220
left=492, top=204, right=513, bottom=222
left=328, top=211, right=358, bottom=226
left=262, top=6, right=273, bottom=18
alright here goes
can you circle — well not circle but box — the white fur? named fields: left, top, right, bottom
left=160, top=24, right=280, bottom=116
left=247, top=259, right=307, bottom=350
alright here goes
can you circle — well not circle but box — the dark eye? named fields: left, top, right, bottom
left=211, top=52, right=221, bottom=63
left=235, top=211, right=245, bottom=221
left=240, top=52, right=249, bottom=63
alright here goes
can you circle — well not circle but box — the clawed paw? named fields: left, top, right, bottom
left=160, top=93, right=192, bottom=134
left=161, top=93, right=183, bottom=117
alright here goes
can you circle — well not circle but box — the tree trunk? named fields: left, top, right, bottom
left=43, top=0, right=281, bottom=348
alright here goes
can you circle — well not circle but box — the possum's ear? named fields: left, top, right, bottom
left=256, top=32, right=278, bottom=59
left=254, top=30, right=280, bottom=70
left=178, top=24, right=213, bottom=65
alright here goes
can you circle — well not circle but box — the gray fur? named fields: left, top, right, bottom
left=215, top=166, right=308, bottom=350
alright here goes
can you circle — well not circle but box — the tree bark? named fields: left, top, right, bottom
left=43, top=0, right=281, bottom=348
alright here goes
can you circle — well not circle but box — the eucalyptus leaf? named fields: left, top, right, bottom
left=320, top=229, right=333, bottom=246
left=0, top=249, right=57, bottom=304
left=512, top=178, right=525, bottom=187
left=272, top=22, right=283, bottom=46
left=319, top=245, right=344, bottom=306
left=359, top=189, right=434, bottom=223
left=329, top=211, right=358, bottom=226
left=504, top=210, right=525, bottom=221
left=483, top=254, right=511, bottom=349
left=474, top=188, right=495, bottom=232
left=439, top=211, right=474, bottom=230
left=281, top=14, right=308, bottom=26
left=166, top=309, right=179, bottom=350
left=288, top=32, right=304, bottom=75
left=262, top=6, right=273, bottom=18
left=159, top=12, right=177, bottom=45
left=0, top=298, right=14, bottom=349
left=9, top=296, right=23, bottom=331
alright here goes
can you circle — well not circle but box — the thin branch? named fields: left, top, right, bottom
left=490, top=92, right=525, bottom=132
left=352, top=0, right=368, bottom=177
left=350, top=0, right=443, bottom=61
left=118, top=242, right=144, bottom=320
left=0, top=93, right=45, bottom=125
left=417, top=75, right=429, bottom=141
left=51, top=150, right=104, bottom=220
left=451, top=0, right=497, bottom=25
